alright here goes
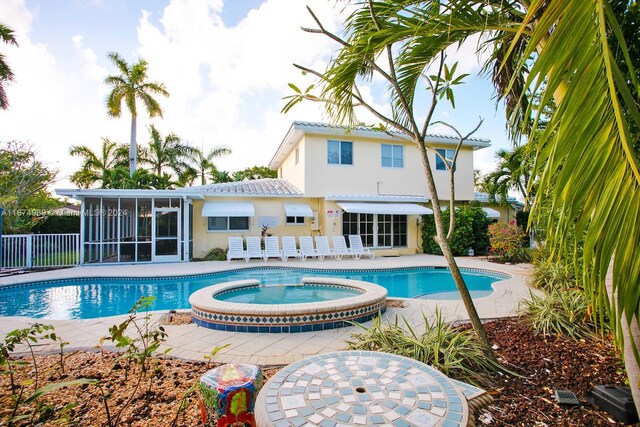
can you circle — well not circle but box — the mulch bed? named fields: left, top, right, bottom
left=0, top=317, right=630, bottom=426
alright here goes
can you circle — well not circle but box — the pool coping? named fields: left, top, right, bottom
left=0, top=254, right=536, bottom=365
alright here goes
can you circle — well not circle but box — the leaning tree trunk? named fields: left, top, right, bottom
left=129, top=114, right=137, bottom=177
left=606, top=262, right=640, bottom=415
left=415, top=139, right=497, bottom=363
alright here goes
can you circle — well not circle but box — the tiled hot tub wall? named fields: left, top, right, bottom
left=189, top=277, right=387, bottom=333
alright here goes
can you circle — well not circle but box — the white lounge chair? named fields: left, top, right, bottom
left=245, top=236, right=264, bottom=262
left=263, top=236, right=284, bottom=261
left=299, top=236, right=319, bottom=260
left=227, top=237, right=246, bottom=262
left=314, top=236, right=336, bottom=260
left=332, top=235, right=353, bottom=259
left=281, top=236, right=303, bottom=261
left=348, top=235, right=375, bottom=259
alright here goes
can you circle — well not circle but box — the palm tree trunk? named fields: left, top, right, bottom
left=129, top=114, right=137, bottom=177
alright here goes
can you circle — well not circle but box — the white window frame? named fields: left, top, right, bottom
left=286, top=216, right=306, bottom=225
left=207, top=216, right=250, bottom=232
left=327, top=140, right=353, bottom=165
left=436, top=148, right=455, bottom=171
left=381, top=144, right=404, bottom=168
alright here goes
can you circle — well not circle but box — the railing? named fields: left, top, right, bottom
left=1, top=234, right=81, bottom=269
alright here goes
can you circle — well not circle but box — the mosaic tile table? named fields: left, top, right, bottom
left=255, top=350, right=470, bottom=427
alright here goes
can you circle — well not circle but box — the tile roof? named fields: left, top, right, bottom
left=292, top=121, right=491, bottom=143
left=191, top=179, right=303, bottom=198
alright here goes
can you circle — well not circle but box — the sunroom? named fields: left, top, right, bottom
left=56, top=189, right=202, bottom=264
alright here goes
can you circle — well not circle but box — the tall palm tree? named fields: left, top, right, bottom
left=69, top=137, right=128, bottom=188
left=188, top=146, right=231, bottom=185
left=104, top=52, right=169, bottom=177
left=0, top=23, right=18, bottom=110
left=143, top=124, right=194, bottom=179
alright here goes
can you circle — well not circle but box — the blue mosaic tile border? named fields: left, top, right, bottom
left=192, top=303, right=386, bottom=334
left=214, top=283, right=365, bottom=300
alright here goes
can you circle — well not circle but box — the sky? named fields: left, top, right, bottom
left=0, top=0, right=512, bottom=189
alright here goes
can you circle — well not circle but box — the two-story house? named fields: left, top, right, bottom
left=57, top=121, right=511, bottom=264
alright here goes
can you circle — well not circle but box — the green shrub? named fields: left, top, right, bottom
left=32, top=215, right=80, bottom=234
left=421, top=202, right=490, bottom=256
left=488, top=222, right=526, bottom=262
left=347, top=310, right=502, bottom=386
left=202, top=247, right=227, bottom=261
left=520, top=288, right=598, bottom=340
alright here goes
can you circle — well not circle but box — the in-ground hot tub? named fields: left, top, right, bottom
left=189, top=277, right=387, bottom=333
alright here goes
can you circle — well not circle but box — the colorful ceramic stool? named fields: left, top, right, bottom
left=199, top=363, right=263, bottom=427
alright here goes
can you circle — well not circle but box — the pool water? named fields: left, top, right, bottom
left=215, top=285, right=362, bottom=304
left=0, top=267, right=508, bottom=319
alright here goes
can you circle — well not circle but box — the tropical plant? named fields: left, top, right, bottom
left=284, top=4, right=496, bottom=360
left=210, top=170, right=233, bottom=183
left=347, top=310, right=503, bottom=386
left=232, top=165, right=276, bottom=181
left=422, top=202, right=490, bottom=256
left=0, top=23, right=17, bottom=110
left=521, top=288, right=598, bottom=340
left=488, top=222, right=526, bottom=263
left=69, top=137, right=129, bottom=188
left=102, top=167, right=174, bottom=190
left=481, top=144, right=535, bottom=211
left=104, top=52, right=169, bottom=176
left=188, top=146, right=232, bottom=185
left=142, top=124, right=194, bottom=179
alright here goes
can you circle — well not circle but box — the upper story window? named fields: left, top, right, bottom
left=436, top=148, right=455, bottom=171
left=381, top=144, right=404, bottom=168
left=327, top=140, right=353, bottom=165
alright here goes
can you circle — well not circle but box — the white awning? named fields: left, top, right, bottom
left=202, top=201, right=255, bottom=217
left=283, top=203, right=314, bottom=217
left=337, top=202, right=433, bottom=215
left=482, top=207, right=501, bottom=218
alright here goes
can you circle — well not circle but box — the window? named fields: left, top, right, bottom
left=436, top=149, right=455, bottom=171
left=286, top=216, right=305, bottom=225
left=343, top=213, right=407, bottom=248
left=381, top=144, right=404, bottom=168
left=327, top=140, right=353, bottom=165
left=207, top=216, right=249, bottom=231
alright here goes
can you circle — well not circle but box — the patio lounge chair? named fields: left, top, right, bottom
left=227, top=237, right=246, bottom=262
left=263, top=236, right=284, bottom=261
left=299, top=236, right=319, bottom=260
left=245, top=236, right=264, bottom=262
left=281, top=236, right=303, bottom=261
left=332, top=235, right=353, bottom=259
left=348, top=235, right=375, bottom=259
left=314, top=236, right=336, bottom=260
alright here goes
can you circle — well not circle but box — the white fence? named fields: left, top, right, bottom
left=1, top=234, right=81, bottom=269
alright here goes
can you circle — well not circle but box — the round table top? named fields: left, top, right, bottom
left=255, top=350, right=469, bottom=427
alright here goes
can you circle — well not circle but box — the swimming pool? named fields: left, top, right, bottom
left=0, top=267, right=509, bottom=319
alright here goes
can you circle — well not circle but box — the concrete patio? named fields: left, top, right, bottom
left=0, top=255, right=533, bottom=365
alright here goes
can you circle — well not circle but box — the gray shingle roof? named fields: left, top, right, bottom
left=191, top=179, right=303, bottom=197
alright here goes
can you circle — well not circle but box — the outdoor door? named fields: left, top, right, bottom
left=152, top=208, right=181, bottom=262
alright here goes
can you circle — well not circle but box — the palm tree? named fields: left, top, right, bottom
left=104, top=52, right=169, bottom=177
left=188, top=146, right=231, bottom=185
left=143, top=124, right=194, bottom=179
left=317, top=0, right=639, bottom=408
left=0, top=23, right=18, bottom=110
left=481, top=145, right=535, bottom=211
left=69, top=137, right=128, bottom=188
left=211, top=170, right=233, bottom=183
